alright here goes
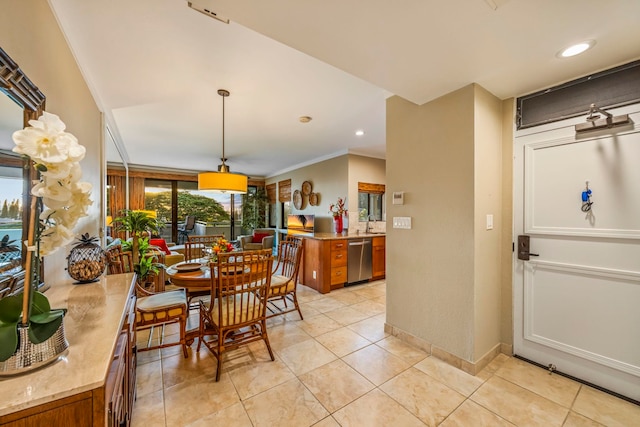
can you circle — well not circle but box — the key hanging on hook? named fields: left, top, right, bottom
left=581, top=181, right=593, bottom=212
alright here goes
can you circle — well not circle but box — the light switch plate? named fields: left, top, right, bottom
left=486, top=214, right=493, bottom=230
left=393, top=216, right=412, bottom=229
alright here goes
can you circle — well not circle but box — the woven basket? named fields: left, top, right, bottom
left=0, top=322, right=68, bottom=376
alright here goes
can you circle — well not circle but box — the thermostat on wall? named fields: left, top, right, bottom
left=392, top=191, right=404, bottom=205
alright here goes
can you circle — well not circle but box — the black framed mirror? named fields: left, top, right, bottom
left=0, top=47, right=46, bottom=277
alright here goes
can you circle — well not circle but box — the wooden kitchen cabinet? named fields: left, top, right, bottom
left=330, top=239, right=347, bottom=288
left=301, top=234, right=385, bottom=293
left=372, top=236, right=386, bottom=279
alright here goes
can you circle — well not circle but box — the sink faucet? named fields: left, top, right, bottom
left=366, top=214, right=376, bottom=233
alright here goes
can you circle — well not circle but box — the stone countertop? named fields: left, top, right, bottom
left=303, top=232, right=386, bottom=240
left=0, top=272, right=135, bottom=416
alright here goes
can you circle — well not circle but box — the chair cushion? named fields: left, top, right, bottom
left=138, top=289, right=187, bottom=311
left=149, top=238, right=172, bottom=255
left=268, top=274, right=295, bottom=296
left=208, top=294, right=265, bottom=326
left=252, top=233, right=270, bottom=243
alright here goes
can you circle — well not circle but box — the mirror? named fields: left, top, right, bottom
left=0, top=47, right=46, bottom=277
left=105, top=125, right=129, bottom=243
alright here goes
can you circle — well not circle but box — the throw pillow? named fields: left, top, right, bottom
left=149, top=238, right=171, bottom=255
left=252, top=233, right=270, bottom=244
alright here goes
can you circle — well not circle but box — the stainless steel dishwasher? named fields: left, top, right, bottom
left=347, top=238, right=372, bottom=284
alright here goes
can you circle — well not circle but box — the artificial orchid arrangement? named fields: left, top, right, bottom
left=13, top=112, right=92, bottom=255
left=328, top=197, right=347, bottom=217
left=0, top=112, right=92, bottom=362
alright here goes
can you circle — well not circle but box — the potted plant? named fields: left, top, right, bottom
left=112, top=209, right=161, bottom=266
left=131, top=237, right=160, bottom=288
left=241, top=187, right=268, bottom=233
left=0, top=112, right=92, bottom=372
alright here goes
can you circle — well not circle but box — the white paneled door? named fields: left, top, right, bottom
left=514, top=104, right=640, bottom=401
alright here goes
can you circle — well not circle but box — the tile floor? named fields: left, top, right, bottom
left=131, top=280, right=640, bottom=427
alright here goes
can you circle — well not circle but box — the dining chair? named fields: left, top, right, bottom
left=105, top=244, right=134, bottom=275
left=0, top=275, right=13, bottom=299
left=264, top=237, right=304, bottom=320
left=106, top=243, right=189, bottom=358
left=197, top=249, right=274, bottom=381
left=184, top=234, right=225, bottom=261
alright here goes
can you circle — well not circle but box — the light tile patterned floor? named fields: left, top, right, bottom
left=131, top=280, right=640, bottom=427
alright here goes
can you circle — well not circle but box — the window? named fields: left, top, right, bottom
left=143, top=178, right=238, bottom=242
left=357, top=182, right=385, bottom=221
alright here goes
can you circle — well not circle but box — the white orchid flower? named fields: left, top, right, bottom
left=39, top=224, right=75, bottom=257
left=12, top=112, right=81, bottom=164
left=32, top=181, right=73, bottom=205
left=39, top=160, right=74, bottom=179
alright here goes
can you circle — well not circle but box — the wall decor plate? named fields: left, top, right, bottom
left=301, top=180, right=312, bottom=196
left=309, top=192, right=319, bottom=206
left=293, top=190, right=303, bottom=210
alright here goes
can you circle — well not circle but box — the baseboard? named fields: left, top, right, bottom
left=385, top=322, right=511, bottom=376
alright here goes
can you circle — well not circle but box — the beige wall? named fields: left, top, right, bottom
left=472, top=85, right=503, bottom=359
left=267, top=155, right=349, bottom=233
left=386, top=86, right=477, bottom=361
left=2, top=0, right=102, bottom=284
left=267, top=154, right=386, bottom=233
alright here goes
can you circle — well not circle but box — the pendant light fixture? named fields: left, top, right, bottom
left=198, top=89, right=248, bottom=193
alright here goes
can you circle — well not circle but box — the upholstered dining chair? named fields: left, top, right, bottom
left=264, top=237, right=304, bottom=320
left=105, top=243, right=189, bottom=358
left=197, top=249, right=274, bottom=381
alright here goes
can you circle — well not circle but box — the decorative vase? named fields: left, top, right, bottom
left=334, top=215, right=344, bottom=234
left=0, top=322, right=68, bottom=376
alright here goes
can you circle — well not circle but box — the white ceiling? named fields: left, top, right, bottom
left=47, top=0, right=640, bottom=178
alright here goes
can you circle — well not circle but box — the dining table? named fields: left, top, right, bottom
left=165, top=258, right=213, bottom=298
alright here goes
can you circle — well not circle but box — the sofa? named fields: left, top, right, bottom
left=238, top=228, right=276, bottom=251
left=148, top=239, right=185, bottom=266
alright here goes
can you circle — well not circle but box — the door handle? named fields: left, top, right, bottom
left=517, top=235, right=539, bottom=261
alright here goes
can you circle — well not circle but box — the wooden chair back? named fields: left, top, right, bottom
left=105, top=244, right=134, bottom=275
left=184, top=235, right=225, bottom=261
left=198, top=249, right=274, bottom=380
left=273, top=237, right=304, bottom=279
left=0, top=275, right=13, bottom=299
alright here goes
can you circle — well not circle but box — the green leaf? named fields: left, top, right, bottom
left=30, top=309, right=65, bottom=324
left=0, top=322, right=18, bottom=361
left=30, top=291, right=52, bottom=315
left=28, top=312, right=63, bottom=344
left=0, top=293, right=24, bottom=323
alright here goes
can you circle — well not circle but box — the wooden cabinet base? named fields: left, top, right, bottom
left=0, top=276, right=137, bottom=427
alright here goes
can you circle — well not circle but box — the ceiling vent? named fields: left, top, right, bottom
left=187, top=2, right=230, bottom=24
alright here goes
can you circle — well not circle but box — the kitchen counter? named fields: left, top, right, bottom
left=0, top=272, right=136, bottom=419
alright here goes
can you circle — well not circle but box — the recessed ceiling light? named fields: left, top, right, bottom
left=557, top=40, right=596, bottom=58
left=355, top=130, right=365, bottom=136
left=299, top=116, right=312, bottom=123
